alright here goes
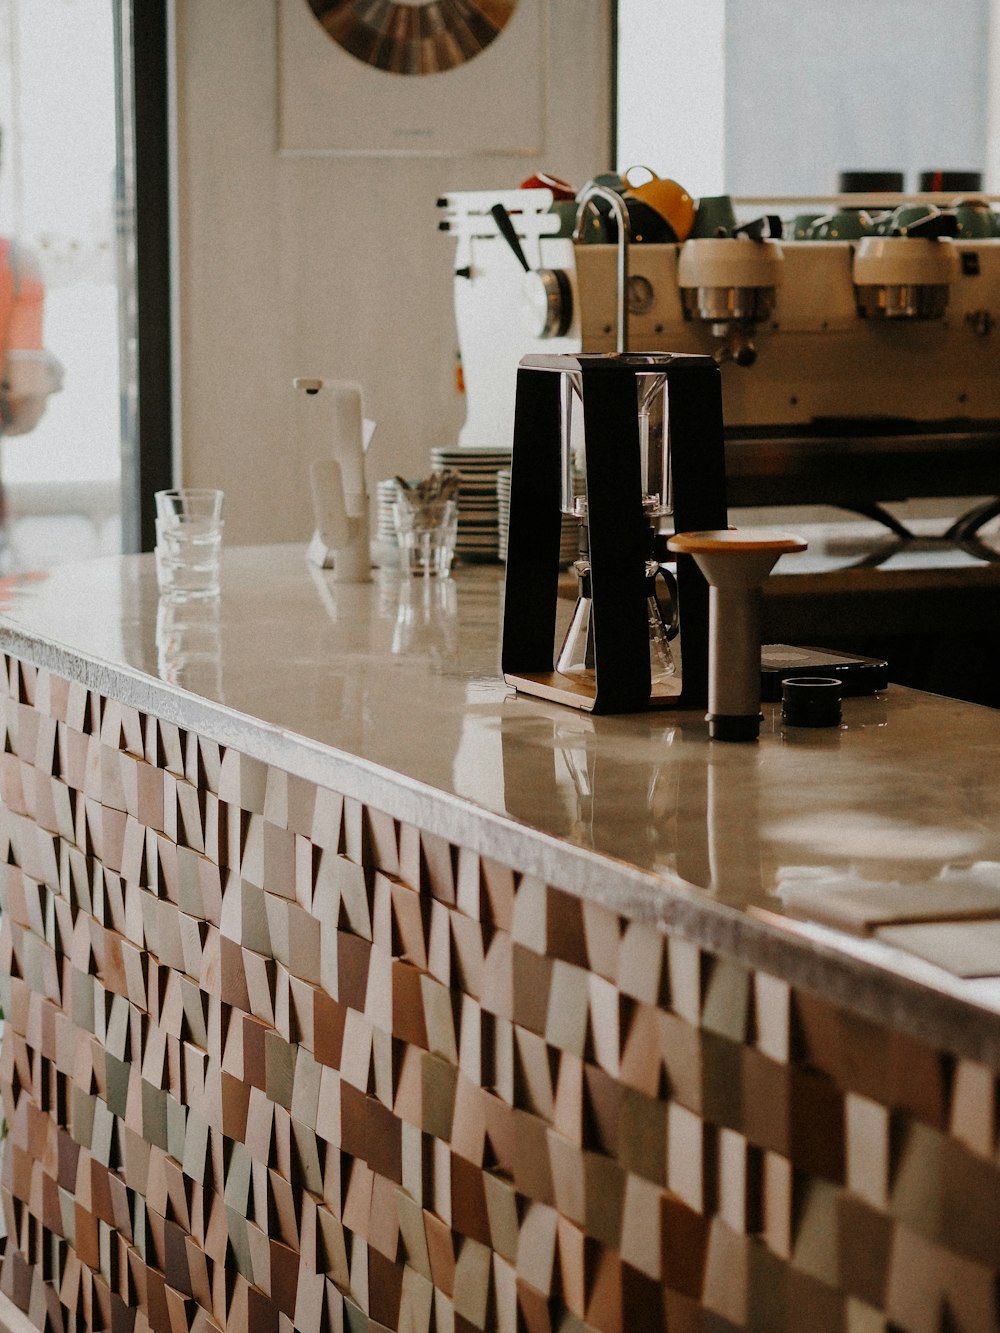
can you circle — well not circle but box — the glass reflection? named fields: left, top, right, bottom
left=390, top=574, right=458, bottom=665
left=156, top=596, right=223, bottom=700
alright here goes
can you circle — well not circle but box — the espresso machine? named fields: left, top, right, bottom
left=501, top=351, right=727, bottom=713
left=439, top=185, right=1000, bottom=536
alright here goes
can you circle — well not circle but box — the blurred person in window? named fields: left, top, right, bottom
left=0, top=236, right=61, bottom=437
left=0, top=129, right=64, bottom=546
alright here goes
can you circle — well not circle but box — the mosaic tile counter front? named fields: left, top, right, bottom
left=0, top=650, right=999, bottom=1333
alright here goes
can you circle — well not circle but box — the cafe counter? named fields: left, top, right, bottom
left=0, top=545, right=998, bottom=1332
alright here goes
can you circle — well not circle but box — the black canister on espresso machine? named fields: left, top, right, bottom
left=501, top=352, right=728, bottom=714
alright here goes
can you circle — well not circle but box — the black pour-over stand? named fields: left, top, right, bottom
left=501, top=352, right=729, bottom=714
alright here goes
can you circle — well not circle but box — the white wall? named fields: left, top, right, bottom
left=171, top=1, right=612, bottom=547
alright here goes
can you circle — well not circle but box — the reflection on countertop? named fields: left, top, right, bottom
left=2, top=543, right=1000, bottom=1017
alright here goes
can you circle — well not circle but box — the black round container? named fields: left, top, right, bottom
left=781, top=676, right=843, bottom=728
left=838, top=170, right=904, bottom=193
left=918, top=170, right=982, bottom=193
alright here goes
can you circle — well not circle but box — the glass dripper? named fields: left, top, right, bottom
left=556, top=368, right=676, bottom=687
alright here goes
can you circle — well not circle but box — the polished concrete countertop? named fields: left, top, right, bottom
left=3, top=543, right=1000, bottom=1059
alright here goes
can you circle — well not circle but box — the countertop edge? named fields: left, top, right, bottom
left=3, top=615, right=1000, bottom=1066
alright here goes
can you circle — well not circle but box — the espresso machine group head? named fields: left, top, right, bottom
left=501, top=351, right=728, bottom=714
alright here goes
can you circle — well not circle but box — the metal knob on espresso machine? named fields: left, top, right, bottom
left=501, top=352, right=728, bottom=714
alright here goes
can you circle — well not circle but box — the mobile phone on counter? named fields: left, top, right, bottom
left=760, top=645, right=889, bottom=701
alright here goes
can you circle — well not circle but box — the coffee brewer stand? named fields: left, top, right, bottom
left=502, top=351, right=728, bottom=714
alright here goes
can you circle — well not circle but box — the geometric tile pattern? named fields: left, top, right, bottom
left=0, top=654, right=998, bottom=1332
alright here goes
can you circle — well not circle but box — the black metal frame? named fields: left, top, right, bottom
left=501, top=352, right=728, bottom=713
left=610, top=0, right=619, bottom=167
left=114, top=0, right=174, bottom=553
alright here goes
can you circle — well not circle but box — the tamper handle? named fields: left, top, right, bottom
left=668, top=529, right=807, bottom=741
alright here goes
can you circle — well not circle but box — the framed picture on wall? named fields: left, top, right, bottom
left=276, top=0, right=546, bottom=156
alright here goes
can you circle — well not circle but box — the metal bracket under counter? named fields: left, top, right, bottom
left=552, top=515, right=1000, bottom=642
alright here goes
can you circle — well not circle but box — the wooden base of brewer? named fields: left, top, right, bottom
left=504, top=670, right=685, bottom=712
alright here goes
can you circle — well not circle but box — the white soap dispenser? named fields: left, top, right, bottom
left=294, top=376, right=374, bottom=582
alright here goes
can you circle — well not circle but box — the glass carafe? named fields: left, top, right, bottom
left=557, top=367, right=675, bottom=686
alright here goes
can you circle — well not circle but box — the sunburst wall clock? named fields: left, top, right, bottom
left=305, top=0, right=519, bottom=77
left=277, top=0, right=544, bottom=155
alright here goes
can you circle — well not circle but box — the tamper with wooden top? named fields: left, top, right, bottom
left=667, top=528, right=807, bottom=740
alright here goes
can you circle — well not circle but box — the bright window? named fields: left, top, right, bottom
left=0, top=0, right=121, bottom=571
left=616, top=0, right=993, bottom=198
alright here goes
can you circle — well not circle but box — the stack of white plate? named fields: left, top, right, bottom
left=497, top=468, right=583, bottom=567
left=372, top=478, right=399, bottom=566
left=430, top=447, right=511, bottom=562
left=375, top=478, right=401, bottom=545
left=496, top=469, right=511, bottom=562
